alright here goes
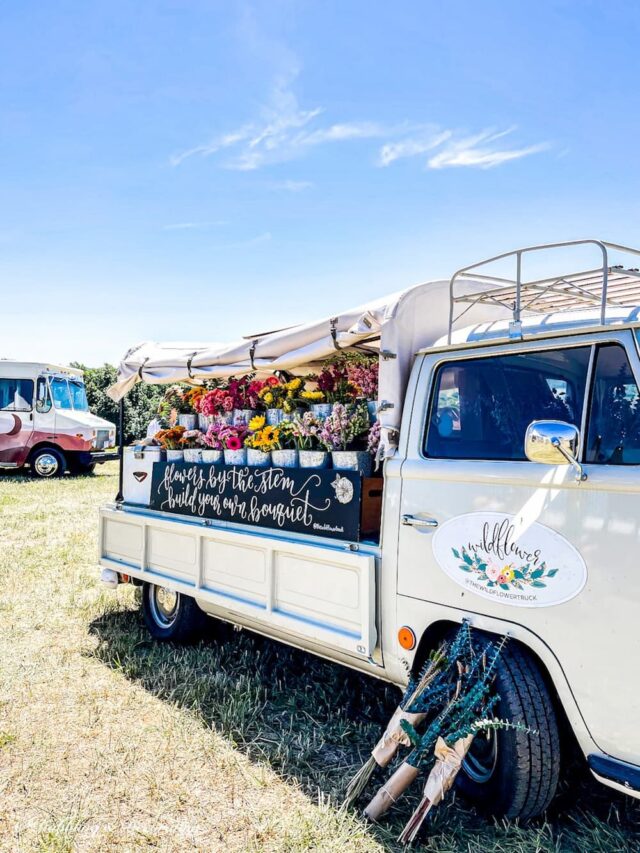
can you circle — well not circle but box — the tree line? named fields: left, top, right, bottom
left=70, top=363, right=164, bottom=445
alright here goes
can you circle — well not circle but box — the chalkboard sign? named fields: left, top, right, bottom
left=149, top=462, right=363, bottom=542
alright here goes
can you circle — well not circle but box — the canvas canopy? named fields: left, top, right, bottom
left=109, top=279, right=508, bottom=457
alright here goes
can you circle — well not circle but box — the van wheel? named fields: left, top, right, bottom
left=456, top=642, right=560, bottom=820
left=142, top=582, right=207, bottom=642
left=30, top=447, right=66, bottom=478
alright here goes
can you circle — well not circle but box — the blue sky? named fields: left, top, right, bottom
left=2, top=0, right=640, bottom=365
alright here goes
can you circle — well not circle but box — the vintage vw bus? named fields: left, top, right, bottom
left=98, top=240, right=640, bottom=819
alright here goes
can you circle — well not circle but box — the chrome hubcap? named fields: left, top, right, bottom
left=463, top=728, right=499, bottom=784
left=34, top=453, right=59, bottom=477
left=150, top=586, right=179, bottom=627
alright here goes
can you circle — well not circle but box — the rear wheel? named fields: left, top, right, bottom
left=30, top=447, right=66, bottom=478
left=456, top=641, right=560, bottom=820
left=142, top=582, right=207, bottom=642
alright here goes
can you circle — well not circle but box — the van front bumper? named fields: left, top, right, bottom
left=74, top=450, right=119, bottom=465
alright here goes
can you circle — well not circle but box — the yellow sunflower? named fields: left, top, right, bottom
left=249, top=415, right=266, bottom=431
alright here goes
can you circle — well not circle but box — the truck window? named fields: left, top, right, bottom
left=50, top=377, right=73, bottom=410
left=586, top=344, right=640, bottom=464
left=69, top=379, right=89, bottom=412
left=36, top=377, right=52, bottom=413
left=425, top=347, right=591, bottom=460
left=0, top=378, right=34, bottom=412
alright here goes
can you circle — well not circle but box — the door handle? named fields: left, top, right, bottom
left=402, top=514, right=438, bottom=529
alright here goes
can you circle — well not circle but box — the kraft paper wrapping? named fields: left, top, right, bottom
left=364, top=762, right=420, bottom=822
left=422, top=735, right=475, bottom=806
left=371, top=706, right=427, bottom=767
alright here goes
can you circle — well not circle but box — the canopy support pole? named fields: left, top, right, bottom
left=116, top=398, right=125, bottom=504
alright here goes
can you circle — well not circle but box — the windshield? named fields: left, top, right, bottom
left=69, top=379, right=89, bottom=411
left=49, top=377, right=89, bottom=411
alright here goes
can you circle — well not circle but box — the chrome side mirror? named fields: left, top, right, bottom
left=525, top=420, right=587, bottom=482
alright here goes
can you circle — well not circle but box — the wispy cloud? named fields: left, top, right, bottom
left=427, top=128, right=550, bottom=170
left=170, top=67, right=400, bottom=171
left=378, top=126, right=549, bottom=170
left=162, top=221, right=227, bottom=231
left=378, top=130, right=453, bottom=166
left=171, top=68, right=549, bottom=174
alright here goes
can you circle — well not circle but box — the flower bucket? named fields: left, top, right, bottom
left=331, top=450, right=372, bottom=477
left=266, top=408, right=284, bottom=426
left=166, top=449, right=184, bottom=462
left=183, top=448, right=203, bottom=463
left=247, top=448, right=271, bottom=467
left=202, top=449, right=223, bottom=464
left=198, top=414, right=214, bottom=431
left=271, top=449, right=298, bottom=468
left=311, top=403, right=332, bottom=419
left=367, top=401, right=378, bottom=422
left=299, top=450, right=329, bottom=469
left=233, top=408, right=256, bottom=426
left=178, top=414, right=197, bottom=430
left=216, top=412, right=234, bottom=426
left=224, top=448, right=247, bottom=465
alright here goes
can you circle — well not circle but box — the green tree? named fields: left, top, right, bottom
left=70, top=363, right=164, bottom=445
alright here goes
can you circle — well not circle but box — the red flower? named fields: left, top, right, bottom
left=266, top=376, right=280, bottom=387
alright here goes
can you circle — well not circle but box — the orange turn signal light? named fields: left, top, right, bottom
left=398, top=626, right=416, bottom=651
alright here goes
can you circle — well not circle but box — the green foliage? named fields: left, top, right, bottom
left=70, top=362, right=164, bottom=445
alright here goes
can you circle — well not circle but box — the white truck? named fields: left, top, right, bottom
left=0, top=361, right=116, bottom=476
left=99, top=240, right=640, bottom=820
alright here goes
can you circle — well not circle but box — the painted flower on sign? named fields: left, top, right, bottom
left=451, top=546, right=560, bottom=591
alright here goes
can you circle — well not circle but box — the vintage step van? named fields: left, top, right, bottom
left=99, top=240, right=640, bottom=819
left=0, top=361, right=116, bottom=476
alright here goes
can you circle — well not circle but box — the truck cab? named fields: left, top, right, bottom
left=0, top=361, right=116, bottom=476
left=98, top=239, right=640, bottom=819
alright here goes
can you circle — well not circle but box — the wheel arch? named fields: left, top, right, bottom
left=27, top=440, right=66, bottom=460
left=410, top=617, right=581, bottom=762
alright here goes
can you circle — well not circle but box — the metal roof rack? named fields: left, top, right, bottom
left=447, top=239, right=640, bottom=343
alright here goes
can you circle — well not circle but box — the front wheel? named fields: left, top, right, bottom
left=456, top=641, right=560, bottom=820
left=30, top=447, right=66, bottom=478
left=142, top=582, right=207, bottom=642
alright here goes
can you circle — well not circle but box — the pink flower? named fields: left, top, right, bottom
left=486, top=564, right=501, bottom=582
left=226, top=436, right=242, bottom=451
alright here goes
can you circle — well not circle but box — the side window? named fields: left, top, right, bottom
left=36, top=377, right=52, bottom=414
left=0, top=378, right=34, bottom=412
left=425, top=347, right=591, bottom=460
left=586, top=344, right=640, bottom=464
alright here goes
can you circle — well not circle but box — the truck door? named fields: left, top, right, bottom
left=0, top=376, right=35, bottom=466
left=397, top=332, right=640, bottom=765
left=33, top=376, right=56, bottom=443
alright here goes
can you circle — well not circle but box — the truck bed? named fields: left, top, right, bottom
left=99, top=502, right=380, bottom=661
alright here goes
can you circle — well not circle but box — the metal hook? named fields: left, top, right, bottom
left=137, top=357, right=149, bottom=379
left=186, top=352, right=198, bottom=380
left=330, top=318, right=342, bottom=351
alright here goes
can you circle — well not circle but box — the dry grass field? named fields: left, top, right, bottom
left=1, top=465, right=639, bottom=852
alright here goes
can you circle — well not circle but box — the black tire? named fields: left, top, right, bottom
left=68, top=459, right=96, bottom=476
left=141, top=582, right=207, bottom=643
left=29, top=447, right=66, bottom=478
left=457, top=641, right=560, bottom=820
